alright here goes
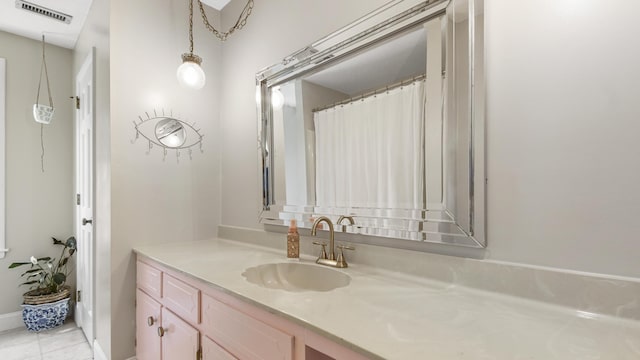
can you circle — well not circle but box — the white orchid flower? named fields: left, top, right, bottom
left=30, top=256, right=38, bottom=265
left=47, top=262, right=52, bottom=269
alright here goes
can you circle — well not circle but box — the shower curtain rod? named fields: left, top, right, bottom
left=312, top=73, right=426, bottom=113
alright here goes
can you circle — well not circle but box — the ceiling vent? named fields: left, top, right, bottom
left=15, top=0, right=73, bottom=24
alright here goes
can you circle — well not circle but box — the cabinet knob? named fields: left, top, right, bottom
left=157, top=327, right=166, bottom=337
left=147, top=316, right=156, bottom=326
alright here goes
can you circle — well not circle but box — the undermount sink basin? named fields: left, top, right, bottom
left=242, top=262, right=351, bottom=292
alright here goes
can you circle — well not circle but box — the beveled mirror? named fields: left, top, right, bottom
left=257, top=0, right=485, bottom=248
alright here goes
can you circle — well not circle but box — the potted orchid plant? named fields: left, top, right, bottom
left=8, top=236, right=77, bottom=331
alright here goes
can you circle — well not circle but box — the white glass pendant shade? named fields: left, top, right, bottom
left=177, top=53, right=206, bottom=89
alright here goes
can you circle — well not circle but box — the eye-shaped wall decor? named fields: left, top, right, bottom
left=132, top=109, right=204, bottom=162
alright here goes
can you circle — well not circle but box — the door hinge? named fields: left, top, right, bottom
left=76, top=193, right=81, bottom=205
left=70, top=96, right=80, bottom=109
left=77, top=290, right=81, bottom=302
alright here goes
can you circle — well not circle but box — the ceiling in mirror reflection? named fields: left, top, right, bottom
left=304, top=26, right=427, bottom=96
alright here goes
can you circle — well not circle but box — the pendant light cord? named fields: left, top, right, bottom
left=188, top=0, right=194, bottom=54
left=197, top=0, right=254, bottom=41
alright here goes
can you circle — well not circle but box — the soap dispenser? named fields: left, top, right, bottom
left=287, top=219, right=300, bottom=260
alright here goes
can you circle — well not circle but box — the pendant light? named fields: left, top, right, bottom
left=177, top=0, right=205, bottom=89
left=177, top=0, right=254, bottom=89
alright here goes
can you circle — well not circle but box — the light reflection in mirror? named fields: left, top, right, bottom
left=155, top=118, right=187, bottom=148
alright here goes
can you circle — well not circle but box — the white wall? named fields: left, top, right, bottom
left=220, top=0, right=640, bottom=279
left=0, top=31, right=74, bottom=316
left=73, top=0, right=110, bottom=356
left=109, top=0, right=222, bottom=357
left=483, top=0, right=640, bottom=277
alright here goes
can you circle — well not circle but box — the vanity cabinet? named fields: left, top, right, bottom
left=136, top=262, right=201, bottom=360
left=136, top=257, right=370, bottom=360
left=136, top=289, right=201, bottom=360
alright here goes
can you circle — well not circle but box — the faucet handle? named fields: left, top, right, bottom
left=312, top=241, right=328, bottom=260
left=336, top=245, right=355, bottom=268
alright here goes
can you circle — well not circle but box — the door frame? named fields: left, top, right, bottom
left=0, top=59, right=6, bottom=260
left=74, top=48, right=96, bottom=346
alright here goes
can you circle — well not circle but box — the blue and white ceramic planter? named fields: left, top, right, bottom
left=21, top=298, right=69, bottom=332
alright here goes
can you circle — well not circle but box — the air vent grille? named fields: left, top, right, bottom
left=15, top=0, right=72, bottom=24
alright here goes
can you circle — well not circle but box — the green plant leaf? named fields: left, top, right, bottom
left=8, top=262, right=30, bottom=269
left=37, top=257, right=52, bottom=262
left=52, top=237, right=63, bottom=245
left=21, top=269, right=42, bottom=277
left=52, top=273, right=66, bottom=285
left=21, top=280, right=39, bottom=285
left=21, top=269, right=41, bottom=274
left=69, top=249, right=76, bottom=256
left=60, top=258, right=68, bottom=266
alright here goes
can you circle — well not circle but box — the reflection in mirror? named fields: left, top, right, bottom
left=257, top=0, right=485, bottom=248
left=155, top=118, right=187, bottom=148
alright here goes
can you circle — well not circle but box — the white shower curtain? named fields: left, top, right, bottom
left=314, top=80, right=425, bottom=209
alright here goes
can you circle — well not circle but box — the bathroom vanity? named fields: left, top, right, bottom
left=135, top=238, right=640, bottom=359
left=135, top=247, right=371, bottom=360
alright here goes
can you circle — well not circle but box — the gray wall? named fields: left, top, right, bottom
left=219, top=0, right=640, bottom=278
left=0, top=31, right=74, bottom=316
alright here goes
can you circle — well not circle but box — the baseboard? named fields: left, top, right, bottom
left=0, top=311, right=23, bottom=332
left=93, top=339, right=108, bottom=360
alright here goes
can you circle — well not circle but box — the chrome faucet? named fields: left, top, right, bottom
left=311, top=216, right=354, bottom=268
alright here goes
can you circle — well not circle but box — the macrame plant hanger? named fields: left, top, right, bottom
left=33, top=34, right=54, bottom=172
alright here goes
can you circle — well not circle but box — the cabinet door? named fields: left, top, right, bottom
left=136, top=289, right=161, bottom=360
left=161, top=307, right=200, bottom=360
left=202, top=294, right=293, bottom=360
left=202, top=335, right=237, bottom=360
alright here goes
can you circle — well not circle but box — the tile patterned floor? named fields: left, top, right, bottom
left=0, top=321, right=92, bottom=360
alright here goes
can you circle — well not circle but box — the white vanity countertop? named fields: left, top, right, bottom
left=134, top=239, right=640, bottom=360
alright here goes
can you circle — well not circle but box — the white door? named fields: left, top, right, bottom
left=75, top=49, right=95, bottom=346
